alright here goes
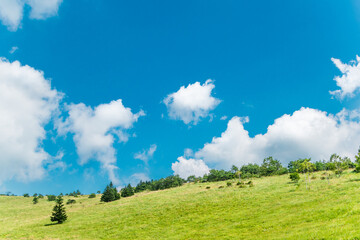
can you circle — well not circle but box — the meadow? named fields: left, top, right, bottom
left=1, top=171, right=360, bottom=239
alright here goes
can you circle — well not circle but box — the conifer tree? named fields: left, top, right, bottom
left=33, top=196, right=38, bottom=204
left=100, top=182, right=120, bottom=202
left=50, top=196, right=67, bottom=224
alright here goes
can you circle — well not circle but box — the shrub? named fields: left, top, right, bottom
left=247, top=181, right=253, bottom=185
left=23, top=193, right=29, bottom=197
left=226, top=182, right=232, bottom=187
left=356, top=164, right=360, bottom=173
left=206, top=186, right=210, bottom=189
left=218, top=186, right=224, bottom=189
left=66, top=199, right=76, bottom=204
left=88, top=193, right=96, bottom=198
left=320, top=176, right=326, bottom=180
left=239, top=184, right=246, bottom=188
left=249, top=182, right=254, bottom=187
left=236, top=181, right=241, bottom=186
left=33, top=197, right=38, bottom=204
left=311, top=175, right=317, bottom=180
left=47, top=195, right=56, bottom=201
left=289, top=172, right=300, bottom=182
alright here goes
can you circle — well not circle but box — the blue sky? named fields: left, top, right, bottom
left=2, top=0, right=360, bottom=195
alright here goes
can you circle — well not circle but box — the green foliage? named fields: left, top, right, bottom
left=288, top=159, right=307, bottom=173
left=88, top=193, right=96, bottom=198
left=260, top=157, right=287, bottom=176
left=50, top=196, right=67, bottom=224
left=121, top=184, right=135, bottom=198
left=226, top=182, right=232, bottom=187
left=100, top=182, right=120, bottom=202
left=330, top=154, right=350, bottom=177
left=205, top=186, right=210, bottom=189
left=23, top=193, right=29, bottom=197
left=32, top=197, right=38, bottom=204
left=187, top=175, right=197, bottom=183
left=289, top=172, right=300, bottom=182
left=38, top=194, right=44, bottom=199
left=47, top=195, right=56, bottom=201
left=66, top=199, right=76, bottom=205
left=135, top=175, right=185, bottom=193
left=240, top=163, right=261, bottom=178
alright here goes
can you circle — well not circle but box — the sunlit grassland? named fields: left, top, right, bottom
left=2, top=171, right=360, bottom=239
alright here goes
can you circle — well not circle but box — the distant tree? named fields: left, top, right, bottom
left=100, top=182, right=120, bottom=202
left=231, top=165, right=239, bottom=173
left=33, top=193, right=38, bottom=197
left=23, top=193, right=29, bottom=197
left=298, top=158, right=315, bottom=189
left=260, top=157, right=286, bottom=176
left=288, top=159, right=307, bottom=173
left=330, top=154, right=349, bottom=177
left=50, top=196, right=67, bottom=224
left=33, top=196, right=38, bottom=204
left=38, top=194, right=44, bottom=199
left=88, top=193, right=96, bottom=198
left=97, top=191, right=101, bottom=194
left=47, top=195, right=56, bottom=201
left=289, top=172, right=300, bottom=183
left=121, top=184, right=135, bottom=198
left=187, top=175, right=196, bottom=183
left=76, top=190, right=81, bottom=196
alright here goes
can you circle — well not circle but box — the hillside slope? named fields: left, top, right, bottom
left=1, top=171, right=360, bottom=239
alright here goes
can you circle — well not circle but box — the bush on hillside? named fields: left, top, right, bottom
left=47, top=195, right=56, bottom=201
left=88, top=193, right=96, bottom=198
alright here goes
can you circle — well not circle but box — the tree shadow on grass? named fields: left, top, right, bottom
left=44, top=223, right=59, bottom=226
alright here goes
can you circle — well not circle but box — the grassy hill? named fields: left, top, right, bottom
left=2, top=171, right=360, bottom=239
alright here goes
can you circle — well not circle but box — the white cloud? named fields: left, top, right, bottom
left=58, top=100, right=144, bottom=186
left=171, top=156, right=210, bottom=179
left=330, top=56, right=360, bottom=99
left=9, top=46, right=18, bottom=54
left=26, top=0, right=62, bottom=19
left=0, top=58, right=62, bottom=184
left=0, top=0, right=62, bottom=31
left=134, top=144, right=157, bottom=165
left=163, top=80, right=221, bottom=125
left=220, top=116, right=228, bottom=121
left=195, top=107, right=360, bottom=169
left=129, top=173, right=150, bottom=186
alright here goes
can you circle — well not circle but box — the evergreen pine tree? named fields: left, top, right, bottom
left=50, top=196, right=67, bottom=224
left=100, top=182, right=120, bottom=202
left=33, top=196, right=38, bottom=204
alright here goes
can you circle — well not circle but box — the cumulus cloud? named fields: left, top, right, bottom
left=134, top=144, right=157, bottom=165
left=163, top=80, right=221, bottom=125
left=58, top=100, right=144, bottom=186
left=330, top=56, right=360, bottom=99
left=195, top=107, right=360, bottom=169
left=0, top=58, right=62, bottom=184
left=171, top=157, right=210, bottom=179
left=0, top=0, right=62, bottom=31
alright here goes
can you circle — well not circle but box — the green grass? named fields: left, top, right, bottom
left=2, top=171, right=360, bottom=239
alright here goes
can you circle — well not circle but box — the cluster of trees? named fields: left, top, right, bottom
left=134, top=175, right=185, bottom=193
left=65, top=190, right=82, bottom=197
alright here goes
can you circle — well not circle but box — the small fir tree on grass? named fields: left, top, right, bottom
left=100, top=182, right=120, bottom=202
left=50, top=196, right=67, bottom=224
